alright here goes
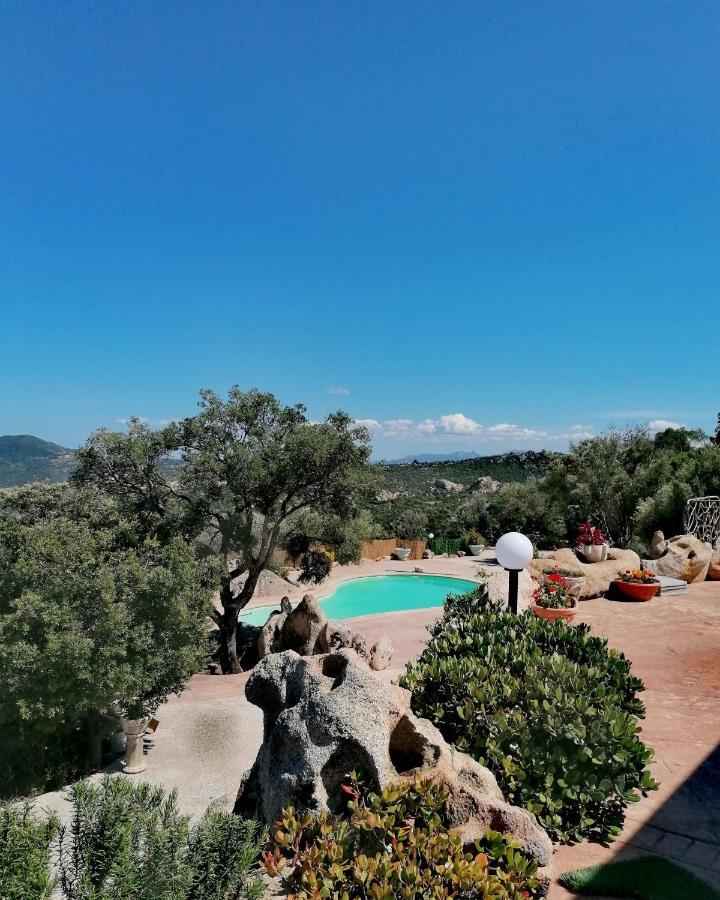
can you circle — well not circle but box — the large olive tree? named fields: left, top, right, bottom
left=0, top=486, right=212, bottom=796
left=75, top=388, right=372, bottom=673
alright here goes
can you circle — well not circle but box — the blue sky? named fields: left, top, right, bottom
left=1, top=1, right=718, bottom=459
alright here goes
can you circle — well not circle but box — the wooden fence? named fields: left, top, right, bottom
left=360, top=538, right=427, bottom=561
left=273, top=537, right=428, bottom=567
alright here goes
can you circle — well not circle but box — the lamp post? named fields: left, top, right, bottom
left=495, top=531, right=533, bottom=614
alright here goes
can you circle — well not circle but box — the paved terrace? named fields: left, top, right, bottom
left=35, top=557, right=720, bottom=898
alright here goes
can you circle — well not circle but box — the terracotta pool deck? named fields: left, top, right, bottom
left=33, top=568, right=720, bottom=896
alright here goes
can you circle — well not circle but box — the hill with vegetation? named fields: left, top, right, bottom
left=0, top=435, right=77, bottom=487
left=376, top=450, right=559, bottom=495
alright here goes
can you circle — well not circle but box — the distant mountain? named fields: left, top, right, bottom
left=384, top=451, right=482, bottom=464
left=0, top=435, right=78, bottom=487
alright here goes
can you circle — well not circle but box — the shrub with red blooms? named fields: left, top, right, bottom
left=533, top=576, right=574, bottom=609
left=262, top=773, right=542, bottom=898
left=577, top=521, right=607, bottom=546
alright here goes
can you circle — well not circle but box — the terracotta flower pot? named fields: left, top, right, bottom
left=580, top=543, right=608, bottom=563
left=614, top=579, right=660, bottom=601
left=531, top=601, right=578, bottom=623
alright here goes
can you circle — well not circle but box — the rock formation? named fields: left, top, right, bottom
left=256, top=594, right=394, bottom=671
left=469, top=475, right=501, bottom=494
left=650, top=534, right=712, bottom=583
left=650, top=530, right=667, bottom=559
left=708, top=538, right=720, bottom=581
left=529, top=547, right=641, bottom=599
left=235, top=649, right=552, bottom=878
left=433, top=478, right=464, bottom=494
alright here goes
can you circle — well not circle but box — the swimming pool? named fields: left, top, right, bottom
left=239, top=574, right=479, bottom=627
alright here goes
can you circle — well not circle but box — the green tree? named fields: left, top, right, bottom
left=75, top=388, right=372, bottom=673
left=0, top=495, right=211, bottom=796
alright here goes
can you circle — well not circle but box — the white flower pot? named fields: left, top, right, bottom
left=121, top=718, right=147, bottom=774
left=580, top=543, right=608, bottom=563
left=468, top=544, right=485, bottom=557
left=394, top=547, right=412, bottom=561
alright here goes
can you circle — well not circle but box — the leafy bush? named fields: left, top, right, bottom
left=401, top=587, right=657, bottom=843
left=298, top=548, right=333, bottom=583
left=0, top=513, right=212, bottom=797
left=0, top=805, right=58, bottom=900
left=57, top=776, right=263, bottom=900
left=262, top=773, right=542, bottom=898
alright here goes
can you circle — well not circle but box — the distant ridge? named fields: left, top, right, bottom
left=384, top=451, right=482, bottom=464
left=0, top=435, right=77, bottom=487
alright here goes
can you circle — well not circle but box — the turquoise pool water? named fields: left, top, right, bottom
left=239, top=574, right=478, bottom=627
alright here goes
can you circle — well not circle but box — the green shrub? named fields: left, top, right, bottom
left=262, top=773, right=542, bottom=898
left=58, top=776, right=263, bottom=900
left=401, top=587, right=657, bottom=843
left=0, top=805, right=58, bottom=900
left=298, top=548, right=333, bottom=584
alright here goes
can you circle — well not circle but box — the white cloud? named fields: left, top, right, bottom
left=326, top=386, right=350, bottom=395
left=648, top=419, right=683, bottom=433
left=571, top=424, right=592, bottom=432
left=438, top=413, right=481, bottom=434
left=355, top=413, right=582, bottom=446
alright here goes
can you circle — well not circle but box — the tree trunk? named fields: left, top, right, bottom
left=216, top=568, right=263, bottom=674
left=85, top=710, right=104, bottom=772
left=217, top=604, right=241, bottom=674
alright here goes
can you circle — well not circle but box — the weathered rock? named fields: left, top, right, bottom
left=278, top=594, right=328, bottom=655
left=231, top=568, right=298, bottom=597
left=469, top=476, right=501, bottom=494
left=650, top=530, right=667, bottom=559
left=257, top=598, right=395, bottom=669
left=235, top=649, right=552, bottom=873
left=708, top=539, right=720, bottom=581
left=257, top=596, right=293, bottom=658
left=529, top=547, right=641, bottom=599
left=369, top=635, right=393, bottom=670
left=651, top=534, right=712, bottom=584
left=433, top=478, right=464, bottom=494
left=321, top=620, right=353, bottom=651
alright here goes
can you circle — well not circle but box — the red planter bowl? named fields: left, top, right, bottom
left=531, top=602, right=577, bottom=623
left=614, top=580, right=660, bottom=601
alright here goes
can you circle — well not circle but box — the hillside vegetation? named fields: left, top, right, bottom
left=0, top=435, right=77, bottom=487
left=376, top=451, right=558, bottom=495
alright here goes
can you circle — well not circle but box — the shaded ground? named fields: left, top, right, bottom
left=33, top=565, right=720, bottom=898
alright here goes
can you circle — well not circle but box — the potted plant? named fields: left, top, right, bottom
left=577, top=521, right=608, bottom=563
left=531, top=574, right=578, bottom=622
left=543, top=565, right=585, bottom=591
left=465, top=529, right=486, bottom=557
left=614, top=568, right=660, bottom=601
left=394, top=546, right=412, bottom=561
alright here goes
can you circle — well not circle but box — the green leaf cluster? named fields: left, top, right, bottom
left=263, top=774, right=542, bottom=899
left=400, top=588, right=658, bottom=843
left=0, top=777, right=263, bottom=900
left=0, top=805, right=58, bottom=899
left=0, top=485, right=213, bottom=797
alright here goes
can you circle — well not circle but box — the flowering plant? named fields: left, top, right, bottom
left=533, top=574, right=575, bottom=609
left=618, top=568, right=658, bottom=584
left=547, top=565, right=584, bottom=579
left=577, top=521, right=607, bottom=546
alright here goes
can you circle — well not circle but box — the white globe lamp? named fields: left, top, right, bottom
left=495, top=531, right=533, bottom=614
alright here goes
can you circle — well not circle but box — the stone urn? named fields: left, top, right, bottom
left=121, top=718, right=147, bottom=774
left=580, top=543, right=608, bottom=563
left=394, top=547, right=412, bottom=561
left=468, top=544, right=485, bottom=557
